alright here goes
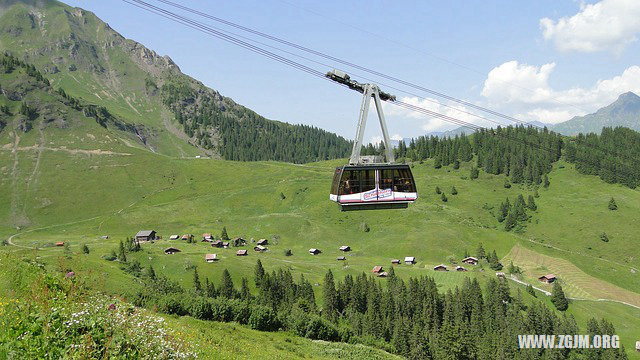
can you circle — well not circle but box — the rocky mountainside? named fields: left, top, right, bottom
left=553, top=92, right=640, bottom=136
left=0, top=0, right=350, bottom=161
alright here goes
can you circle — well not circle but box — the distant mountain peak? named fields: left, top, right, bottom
left=553, top=91, right=640, bottom=135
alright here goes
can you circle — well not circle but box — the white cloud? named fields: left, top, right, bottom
left=540, top=0, right=640, bottom=53
left=481, top=61, right=640, bottom=123
left=383, top=96, right=490, bottom=132
left=391, top=134, right=403, bottom=141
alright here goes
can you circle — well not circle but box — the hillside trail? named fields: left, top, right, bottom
left=507, top=275, right=640, bottom=311
left=9, top=130, right=28, bottom=228
left=22, top=126, right=45, bottom=213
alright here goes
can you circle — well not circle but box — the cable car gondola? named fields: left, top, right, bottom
left=326, top=70, right=418, bottom=211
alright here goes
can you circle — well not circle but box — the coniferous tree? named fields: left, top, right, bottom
left=322, top=270, right=339, bottom=323
left=434, top=155, right=442, bottom=169
left=470, top=167, right=479, bottom=180
left=221, top=226, right=229, bottom=240
left=543, top=174, right=550, bottom=188
left=82, top=244, right=90, bottom=254
left=118, top=240, right=127, bottom=263
left=254, top=259, right=265, bottom=287
left=451, top=186, right=458, bottom=195
left=503, top=178, right=511, bottom=188
left=504, top=212, right=516, bottom=231
left=608, top=197, right=618, bottom=210
left=441, top=193, right=448, bottom=202
left=193, top=268, right=201, bottom=292
left=241, top=277, right=251, bottom=301
left=146, top=265, right=156, bottom=280
left=551, top=282, right=568, bottom=311
left=435, top=186, right=441, bottom=194
left=453, top=160, right=460, bottom=169
left=527, top=195, right=537, bottom=210
left=476, top=243, right=486, bottom=259
left=600, top=232, right=609, bottom=243
left=220, top=269, right=235, bottom=299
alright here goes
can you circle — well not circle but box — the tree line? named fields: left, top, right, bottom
left=565, top=126, right=640, bottom=188
left=161, top=80, right=351, bottom=163
left=125, top=258, right=626, bottom=359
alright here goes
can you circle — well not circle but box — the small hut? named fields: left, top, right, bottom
left=337, top=256, right=346, bottom=261
left=181, top=234, right=193, bottom=241
left=339, top=245, right=351, bottom=252
left=205, top=254, right=218, bottom=262
left=538, top=274, right=556, bottom=284
left=433, top=264, right=448, bottom=271
left=496, top=272, right=506, bottom=278
left=55, top=242, right=65, bottom=247
left=257, top=239, right=268, bottom=246
left=371, top=266, right=383, bottom=274
left=164, top=247, right=180, bottom=255
left=211, top=240, right=222, bottom=248
left=202, top=233, right=213, bottom=242
left=254, top=245, right=268, bottom=252
left=236, top=249, right=248, bottom=256
left=461, top=256, right=478, bottom=265
left=169, top=235, right=179, bottom=240
left=404, top=256, right=416, bottom=265
left=456, top=266, right=467, bottom=272
left=378, top=271, right=389, bottom=278
left=221, top=241, right=230, bottom=248
left=309, top=248, right=321, bottom=255
left=391, top=259, right=401, bottom=265
left=135, top=230, right=156, bottom=242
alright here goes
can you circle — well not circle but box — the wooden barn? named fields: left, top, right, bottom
left=135, top=230, right=156, bottom=242
left=404, top=256, right=416, bottom=264
left=337, top=256, right=346, bottom=261
left=309, top=248, right=321, bottom=255
left=339, top=245, right=351, bottom=252
left=236, top=249, right=248, bottom=256
left=257, top=239, right=268, bottom=246
left=461, top=256, right=478, bottom=265
left=538, top=274, right=556, bottom=284
left=254, top=245, right=268, bottom=252
left=433, top=264, right=448, bottom=271
left=169, top=235, right=179, bottom=240
left=371, top=266, right=383, bottom=274
left=164, top=247, right=180, bottom=255
left=391, top=259, right=401, bottom=265
left=456, top=266, right=467, bottom=272
left=205, top=254, right=217, bottom=262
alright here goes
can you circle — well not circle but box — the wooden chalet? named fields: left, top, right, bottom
left=181, top=234, right=193, bottom=241
left=221, top=241, right=230, bottom=248
left=55, top=242, right=65, bottom=247
left=254, top=245, right=268, bottom=252
left=538, top=274, right=556, bottom=284
left=337, top=256, right=346, bottom=261
left=169, top=235, right=179, bottom=240
left=211, top=240, right=222, bottom=247
left=202, top=233, right=213, bottom=241
left=371, top=266, right=383, bottom=274
left=205, top=254, right=218, bottom=262
left=309, top=248, right=321, bottom=255
left=164, top=247, right=180, bottom=255
left=236, top=249, right=248, bottom=256
left=135, top=230, right=156, bottom=242
left=455, top=266, right=468, bottom=272
left=339, top=245, right=351, bottom=252
left=378, top=271, right=389, bottom=278
left=391, top=259, right=401, bottom=264
left=257, top=239, right=268, bottom=246
left=461, top=256, right=478, bottom=265
left=404, top=256, right=416, bottom=265
left=433, top=264, right=448, bottom=271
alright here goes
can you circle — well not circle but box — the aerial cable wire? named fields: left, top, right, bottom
left=122, top=0, right=565, bottom=156
left=147, top=0, right=543, bottom=129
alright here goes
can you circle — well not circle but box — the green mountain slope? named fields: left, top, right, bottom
left=0, top=0, right=350, bottom=161
left=553, top=92, right=640, bottom=135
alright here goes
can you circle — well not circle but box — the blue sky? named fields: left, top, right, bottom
left=62, top=0, right=640, bottom=142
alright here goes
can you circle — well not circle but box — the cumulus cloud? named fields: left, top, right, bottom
left=481, top=61, right=640, bottom=123
left=540, top=0, right=640, bottom=53
left=382, top=96, right=491, bottom=133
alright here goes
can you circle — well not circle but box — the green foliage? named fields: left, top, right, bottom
left=476, top=243, right=485, bottom=259
left=503, top=178, right=511, bottom=188
left=279, top=192, right=286, bottom=200
left=608, top=197, right=618, bottom=210
left=451, top=186, right=458, bottom=195
left=551, top=282, right=569, bottom=311
left=526, top=284, right=536, bottom=298
left=221, top=226, right=229, bottom=241
left=452, top=160, right=460, bottom=169
left=82, top=244, right=90, bottom=254
left=488, top=250, right=503, bottom=270
left=600, top=232, right=610, bottom=243
left=360, top=222, right=370, bottom=232
left=527, top=195, right=537, bottom=210
left=441, top=193, right=448, bottom=202
left=565, top=127, right=640, bottom=188
left=248, top=305, right=279, bottom=331
left=470, top=166, right=479, bottom=179
left=284, top=249, right=292, bottom=257
left=117, top=240, right=127, bottom=263
left=435, top=186, right=441, bottom=194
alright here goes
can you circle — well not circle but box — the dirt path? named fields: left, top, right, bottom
left=506, top=275, right=640, bottom=310
left=6, top=216, right=102, bottom=249
left=22, top=126, right=46, bottom=213
left=0, top=146, right=131, bottom=156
